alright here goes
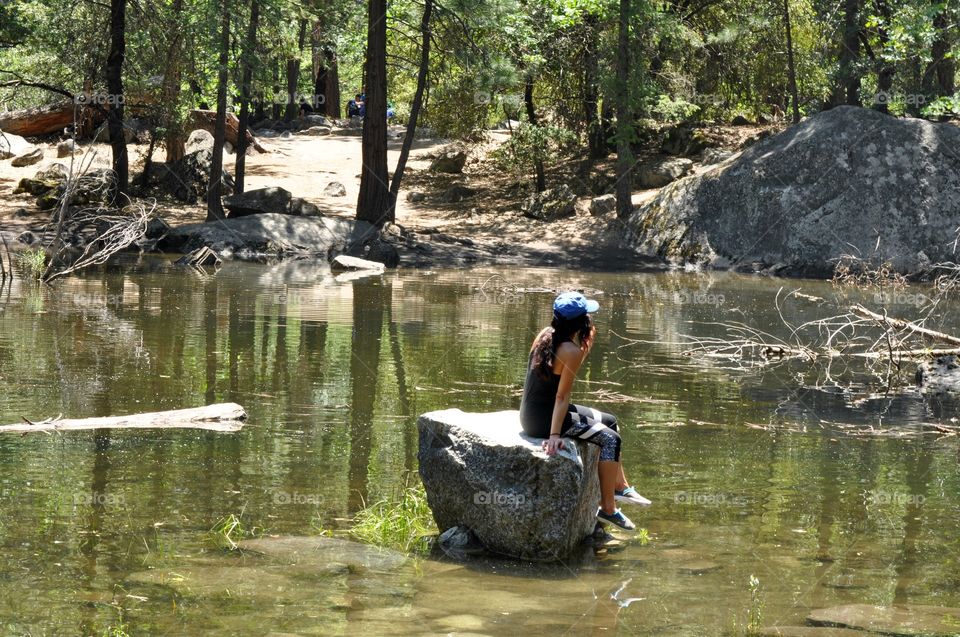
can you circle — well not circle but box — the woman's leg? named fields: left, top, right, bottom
left=565, top=405, right=623, bottom=514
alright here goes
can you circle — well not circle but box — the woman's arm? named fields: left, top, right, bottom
left=543, top=343, right=584, bottom=456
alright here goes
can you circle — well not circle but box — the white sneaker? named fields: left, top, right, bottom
left=615, top=486, right=652, bottom=506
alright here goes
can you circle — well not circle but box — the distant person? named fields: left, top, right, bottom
left=387, top=100, right=396, bottom=121
left=519, top=292, right=651, bottom=532
left=347, top=93, right=363, bottom=118
left=299, top=99, right=314, bottom=117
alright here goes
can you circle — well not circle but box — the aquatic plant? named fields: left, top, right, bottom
left=747, top=574, right=764, bottom=634
left=350, top=483, right=436, bottom=554
left=208, top=513, right=261, bottom=550
left=15, top=249, right=46, bottom=280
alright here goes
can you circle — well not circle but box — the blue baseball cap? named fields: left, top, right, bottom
left=553, top=292, right=600, bottom=319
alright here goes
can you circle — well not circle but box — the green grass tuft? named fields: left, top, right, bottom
left=350, top=483, right=436, bottom=555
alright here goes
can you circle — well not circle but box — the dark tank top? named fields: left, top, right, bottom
left=519, top=348, right=564, bottom=438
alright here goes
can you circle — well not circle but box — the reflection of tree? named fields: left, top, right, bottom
left=892, top=443, right=932, bottom=604
left=204, top=279, right=218, bottom=405
left=348, top=279, right=388, bottom=512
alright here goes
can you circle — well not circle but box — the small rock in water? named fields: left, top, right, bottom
left=330, top=254, right=386, bottom=273
left=760, top=627, right=867, bottom=637
left=807, top=603, right=960, bottom=636
left=677, top=560, right=721, bottom=575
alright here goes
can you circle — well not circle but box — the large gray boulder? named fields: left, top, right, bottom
left=626, top=107, right=960, bottom=278
left=637, top=157, right=694, bottom=188
left=523, top=184, right=577, bottom=221
left=224, top=187, right=293, bottom=218
left=418, top=409, right=600, bottom=560
left=0, top=130, right=33, bottom=159
left=162, top=213, right=379, bottom=260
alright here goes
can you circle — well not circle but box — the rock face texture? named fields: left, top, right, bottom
left=626, top=107, right=960, bottom=278
left=418, top=409, right=600, bottom=560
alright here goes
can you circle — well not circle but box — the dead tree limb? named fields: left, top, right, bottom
left=0, top=403, right=247, bottom=434
left=850, top=304, right=960, bottom=346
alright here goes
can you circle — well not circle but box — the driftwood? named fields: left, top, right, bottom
left=0, top=403, right=247, bottom=434
left=190, top=109, right=267, bottom=153
left=850, top=304, right=960, bottom=346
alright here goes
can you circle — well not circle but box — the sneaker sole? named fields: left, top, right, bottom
left=596, top=515, right=637, bottom=532
left=615, top=494, right=652, bottom=506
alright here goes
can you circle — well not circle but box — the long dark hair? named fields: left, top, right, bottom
left=530, top=312, right=593, bottom=379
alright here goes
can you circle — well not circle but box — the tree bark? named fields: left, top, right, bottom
left=106, top=0, right=129, bottom=201
left=783, top=0, right=801, bottom=123
left=236, top=0, right=261, bottom=193
left=284, top=18, right=307, bottom=122
left=524, top=74, right=546, bottom=193
left=615, top=0, right=633, bottom=219
left=314, top=46, right=341, bottom=118
left=206, top=1, right=230, bottom=222
left=162, top=0, right=186, bottom=162
left=832, top=0, right=862, bottom=107
left=0, top=403, right=247, bottom=434
left=925, top=6, right=955, bottom=100
left=0, top=101, right=92, bottom=136
left=583, top=13, right=606, bottom=161
left=872, top=0, right=895, bottom=113
left=388, top=0, right=432, bottom=210
left=356, top=0, right=391, bottom=226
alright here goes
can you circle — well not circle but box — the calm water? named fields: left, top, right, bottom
left=0, top=260, right=958, bottom=636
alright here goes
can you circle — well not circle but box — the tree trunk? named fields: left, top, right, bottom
left=162, top=0, right=186, bottom=162
left=783, top=0, right=801, bottom=123
left=236, top=0, right=260, bottom=193
left=0, top=403, right=247, bottom=434
left=315, top=46, right=341, bottom=118
left=583, top=13, right=606, bottom=161
left=615, top=0, right=633, bottom=219
left=872, top=0, right=895, bottom=114
left=106, top=0, right=128, bottom=201
left=284, top=18, right=307, bottom=122
left=926, top=7, right=955, bottom=100
left=524, top=75, right=546, bottom=193
left=356, top=0, right=390, bottom=226
left=271, top=58, right=283, bottom=119
left=832, top=0, right=861, bottom=107
left=388, top=0, right=432, bottom=211
left=206, top=1, right=230, bottom=222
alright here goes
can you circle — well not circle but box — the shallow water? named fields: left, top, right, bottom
left=0, top=260, right=958, bottom=636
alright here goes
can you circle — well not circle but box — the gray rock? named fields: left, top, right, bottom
left=148, top=148, right=234, bottom=204
left=701, top=148, right=734, bottom=165
left=916, top=355, right=960, bottom=393
left=185, top=129, right=215, bottom=154
left=0, top=130, right=32, bottom=159
left=407, top=191, right=427, bottom=203
left=323, top=181, right=347, bottom=197
left=288, top=197, right=321, bottom=217
left=626, top=107, right=960, bottom=278
left=807, top=603, right=960, bottom=636
left=430, top=146, right=467, bottom=173
left=13, top=207, right=30, bottom=218
left=16, top=231, right=35, bottom=245
left=92, top=123, right=136, bottom=144
left=224, top=187, right=294, bottom=218
left=637, top=157, right=694, bottom=188
left=731, top=114, right=753, bottom=126
left=224, top=141, right=234, bottom=154
left=254, top=128, right=278, bottom=138
left=56, top=139, right=79, bottom=158
left=162, top=213, right=377, bottom=259
left=760, top=627, right=869, bottom=637
left=437, top=526, right=486, bottom=559
left=331, top=254, right=386, bottom=272
left=523, top=185, right=577, bottom=221
left=238, top=535, right=407, bottom=573
left=280, top=131, right=293, bottom=140
left=589, top=194, right=616, bottom=216
left=418, top=409, right=600, bottom=560
left=36, top=163, right=69, bottom=181
left=440, top=184, right=476, bottom=203
left=303, top=125, right=332, bottom=136
left=300, top=114, right=328, bottom=128
left=662, top=125, right=711, bottom=155
left=11, top=147, right=43, bottom=167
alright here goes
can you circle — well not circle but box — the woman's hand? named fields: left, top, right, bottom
left=542, top=436, right=565, bottom=456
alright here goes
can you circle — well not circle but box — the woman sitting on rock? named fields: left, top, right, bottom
left=519, top=292, right=649, bottom=531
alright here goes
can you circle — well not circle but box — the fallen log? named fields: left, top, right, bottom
left=0, top=403, right=247, bottom=434
left=850, top=304, right=960, bottom=346
left=0, top=101, right=78, bottom=136
left=190, top=109, right=267, bottom=153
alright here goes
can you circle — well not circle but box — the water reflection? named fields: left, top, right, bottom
left=0, top=261, right=957, bottom=635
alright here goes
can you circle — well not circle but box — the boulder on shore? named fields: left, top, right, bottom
left=11, top=147, right=43, bottom=167
left=418, top=409, right=600, bottom=560
left=224, top=187, right=293, bottom=218
left=523, top=185, right=577, bottom=221
left=0, top=130, right=33, bottom=159
left=626, top=106, right=960, bottom=278
left=637, top=157, right=694, bottom=188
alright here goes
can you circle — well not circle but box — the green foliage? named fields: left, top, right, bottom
left=491, top=123, right=577, bottom=181
left=923, top=94, right=960, bottom=118
left=208, top=513, right=261, bottom=550
left=350, top=484, right=436, bottom=555
left=747, top=574, right=764, bottom=633
left=15, top=249, right=46, bottom=281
